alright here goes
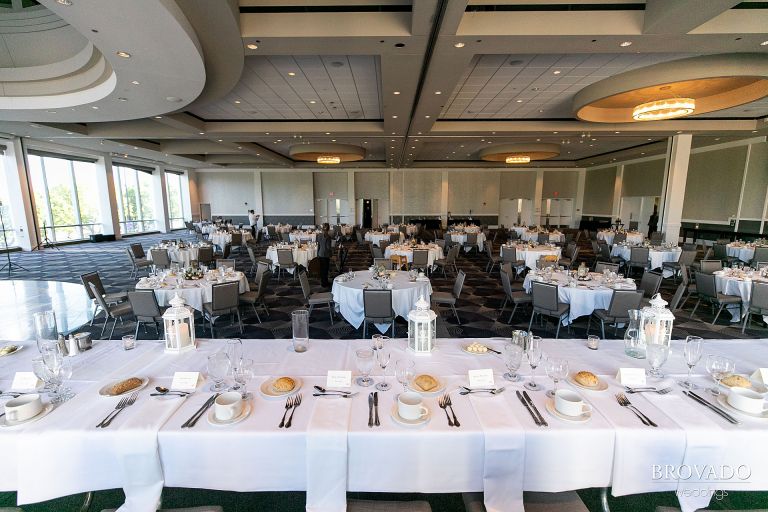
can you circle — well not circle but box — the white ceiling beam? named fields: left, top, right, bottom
left=643, top=0, right=740, bottom=35
left=240, top=12, right=411, bottom=38
left=153, top=113, right=205, bottom=133
left=430, top=119, right=760, bottom=135
left=412, top=0, right=439, bottom=35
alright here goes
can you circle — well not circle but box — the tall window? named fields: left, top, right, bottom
left=113, top=164, right=156, bottom=234
left=165, top=172, right=185, bottom=229
left=0, top=148, right=16, bottom=249
left=27, top=152, right=101, bottom=242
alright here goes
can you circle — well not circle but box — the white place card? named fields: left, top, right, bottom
left=468, top=369, right=495, bottom=388
left=616, top=368, right=647, bottom=387
left=171, top=371, right=200, bottom=391
left=326, top=370, right=352, bottom=388
left=751, top=369, right=768, bottom=385
left=11, top=372, right=40, bottom=392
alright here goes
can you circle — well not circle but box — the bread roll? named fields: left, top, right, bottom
left=721, top=375, right=751, bottom=388
left=574, top=371, right=599, bottom=387
left=110, top=377, right=143, bottom=395
left=414, top=374, right=438, bottom=392
left=273, top=377, right=296, bottom=392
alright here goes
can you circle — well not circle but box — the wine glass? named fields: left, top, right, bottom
left=544, top=357, right=569, bottom=398
left=371, top=334, right=388, bottom=351
left=646, top=343, right=670, bottom=379
left=356, top=348, right=375, bottom=387
left=375, top=345, right=391, bottom=391
left=706, top=355, right=735, bottom=396
left=32, top=357, right=54, bottom=393
left=207, top=351, right=231, bottom=391
left=395, top=359, right=415, bottom=392
left=679, top=336, right=703, bottom=390
left=524, top=336, right=543, bottom=391
left=233, top=358, right=254, bottom=398
left=502, top=343, right=523, bottom=382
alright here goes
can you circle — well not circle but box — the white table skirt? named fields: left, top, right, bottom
left=148, top=246, right=205, bottom=267
left=289, top=232, right=317, bottom=243
left=521, top=231, right=564, bottom=244
left=136, top=273, right=249, bottom=311
left=502, top=245, right=561, bottom=270
left=210, top=231, right=253, bottom=247
left=510, top=227, right=528, bottom=237
left=263, top=225, right=292, bottom=235
left=450, top=232, right=486, bottom=252
left=365, top=232, right=403, bottom=246
left=266, top=245, right=318, bottom=273
left=611, top=246, right=681, bottom=277
left=3, top=337, right=768, bottom=512
left=598, top=231, right=645, bottom=246
left=727, top=244, right=756, bottom=263
left=384, top=245, right=444, bottom=267
left=387, top=225, right=418, bottom=235
left=331, top=271, right=432, bottom=332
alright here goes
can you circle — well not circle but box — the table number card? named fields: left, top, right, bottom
left=11, top=372, right=40, bottom=391
left=751, top=369, right=768, bottom=385
left=171, top=372, right=200, bottom=391
left=468, top=369, right=495, bottom=388
left=326, top=370, right=352, bottom=388
left=616, top=368, right=646, bottom=387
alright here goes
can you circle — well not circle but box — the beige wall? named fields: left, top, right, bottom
left=402, top=170, right=442, bottom=214
left=542, top=170, right=579, bottom=198
left=313, top=172, right=348, bottom=200
left=583, top=166, right=616, bottom=215
left=499, top=171, right=536, bottom=199
left=197, top=171, right=254, bottom=215
left=683, top=146, right=748, bottom=222
left=262, top=171, right=314, bottom=215
left=355, top=171, right=389, bottom=199
left=741, top=142, right=768, bottom=220
left=447, top=171, right=500, bottom=214
left=622, top=158, right=664, bottom=197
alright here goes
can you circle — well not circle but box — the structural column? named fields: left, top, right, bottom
left=4, top=138, right=37, bottom=250
left=533, top=170, right=544, bottom=225
left=611, top=165, right=624, bottom=222
left=152, top=165, right=170, bottom=233
left=660, top=134, right=693, bottom=244
left=252, top=170, right=264, bottom=230
left=440, top=171, right=448, bottom=227
left=95, top=155, right=122, bottom=239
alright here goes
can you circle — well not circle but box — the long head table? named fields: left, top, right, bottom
left=1, top=337, right=767, bottom=512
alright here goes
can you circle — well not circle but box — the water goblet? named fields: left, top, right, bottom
left=524, top=336, right=543, bottom=391
left=544, top=357, right=569, bottom=398
left=32, top=356, right=54, bottom=393
left=395, top=359, right=415, bottom=392
left=502, top=342, right=523, bottom=382
left=706, top=355, right=735, bottom=396
left=646, top=343, right=670, bottom=379
left=207, top=351, right=231, bottom=391
left=356, top=348, right=375, bottom=387
left=679, top=336, right=703, bottom=390
left=233, top=358, right=254, bottom=398
left=375, top=345, right=392, bottom=391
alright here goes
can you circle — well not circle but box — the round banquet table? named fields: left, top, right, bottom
left=502, top=243, right=561, bottom=269
left=523, top=270, right=637, bottom=324
left=610, top=245, right=681, bottom=277
left=598, top=230, right=645, bottom=246
left=521, top=231, right=564, bottom=243
left=452, top=225, right=481, bottom=233
left=147, top=246, right=204, bottom=267
left=387, top=224, right=418, bottom=235
left=365, top=231, right=402, bottom=246
left=338, top=225, right=353, bottom=236
left=714, top=270, right=768, bottom=323
left=510, top=226, right=528, bottom=237
left=263, top=224, right=292, bottom=235
left=209, top=230, right=253, bottom=247
left=727, top=243, right=756, bottom=263
left=265, top=244, right=318, bottom=273
left=289, top=231, right=317, bottom=243
left=450, top=232, right=486, bottom=252
left=384, top=244, right=444, bottom=267
left=331, top=270, right=432, bottom=333
left=135, top=271, right=249, bottom=311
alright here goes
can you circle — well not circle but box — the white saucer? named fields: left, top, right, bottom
left=461, top=344, right=493, bottom=355
left=207, top=401, right=252, bottom=426
left=0, top=344, right=23, bottom=357
left=567, top=375, right=608, bottom=392
left=99, top=377, right=149, bottom=397
left=1, top=403, right=54, bottom=427
left=259, top=377, right=303, bottom=399
left=544, top=398, right=591, bottom=423
left=407, top=375, right=445, bottom=397
left=717, top=394, right=768, bottom=420
left=390, top=404, right=431, bottom=427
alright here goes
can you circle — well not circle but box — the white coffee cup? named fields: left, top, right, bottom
left=727, top=387, right=768, bottom=415
left=554, top=389, right=592, bottom=417
left=214, top=391, right=244, bottom=421
left=397, top=392, right=428, bottom=421
left=5, top=393, right=43, bottom=423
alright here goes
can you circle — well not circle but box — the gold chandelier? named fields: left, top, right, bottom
left=316, top=155, right=341, bottom=164
left=505, top=155, right=531, bottom=164
left=632, top=97, right=696, bottom=121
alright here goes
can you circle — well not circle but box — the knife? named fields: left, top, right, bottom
left=684, top=391, right=741, bottom=425
left=516, top=390, right=541, bottom=426
left=523, top=390, right=548, bottom=427
left=367, top=393, right=374, bottom=428
left=374, top=391, right=380, bottom=426
left=181, top=394, right=218, bottom=428
left=313, top=392, right=359, bottom=398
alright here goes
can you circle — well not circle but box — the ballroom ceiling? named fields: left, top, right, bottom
left=0, top=0, right=765, bottom=169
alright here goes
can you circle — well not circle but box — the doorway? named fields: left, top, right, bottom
left=500, top=198, right=533, bottom=226
left=619, top=196, right=659, bottom=234
left=540, top=198, right=574, bottom=228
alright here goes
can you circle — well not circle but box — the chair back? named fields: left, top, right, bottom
left=569, top=247, right=580, bottom=265
left=231, top=232, right=242, bottom=246
left=390, top=233, right=400, bottom=243
left=211, top=281, right=239, bottom=311
left=700, top=259, right=723, bottom=274
left=277, top=249, right=295, bottom=266
left=500, top=267, right=513, bottom=298
left=682, top=243, right=697, bottom=251
left=246, top=246, right=258, bottom=266
left=127, top=290, right=162, bottom=319
left=130, top=243, right=145, bottom=259
left=629, top=246, right=649, bottom=265
left=751, top=281, right=768, bottom=311
left=698, top=247, right=712, bottom=262
left=650, top=232, right=663, bottom=244
left=256, top=270, right=272, bottom=299
left=613, top=232, right=627, bottom=244
left=752, top=246, right=768, bottom=265
left=150, top=248, right=171, bottom=268
left=453, top=270, right=466, bottom=299
left=356, top=230, right=364, bottom=243
left=222, top=243, right=232, bottom=259
left=81, top=272, right=105, bottom=299
left=537, top=232, right=549, bottom=244
left=669, top=267, right=690, bottom=311
left=373, top=258, right=390, bottom=268
left=447, top=244, right=459, bottom=263
left=629, top=221, right=639, bottom=231
left=412, top=249, right=429, bottom=266
left=531, top=281, right=559, bottom=311
left=298, top=271, right=311, bottom=300
left=267, top=225, right=277, bottom=237
left=500, top=262, right=513, bottom=278
left=363, top=289, right=393, bottom=320
left=465, top=233, right=478, bottom=246
left=216, top=258, right=236, bottom=269
left=679, top=249, right=697, bottom=266
left=694, top=271, right=717, bottom=299
left=639, top=270, right=663, bottom=298
left=501, top=245, right=518, bottom=263
left=88, top=282, right=112, bottom=316
left=599, top=243, right=611, bottom=260
left=197, top=246, right=214, bottom=265
left=591, top=240, right=599, bottom=254
left=372, top=245, right=384, bottom=259
left=379, top=241, right=389, bottom=254
left=595, top=262, right=619, bottom=274
left=280, top=232, right=291, bottom=242
left=485, top=241, right=494, bottom=260
left=508, top=230, right=519, bottom=241
left=606, top=290, right=643, bottom=318
left=126, top=247, right=136, bottom=265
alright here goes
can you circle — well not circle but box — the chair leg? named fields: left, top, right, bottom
left=451, top=304, right=460, bottom=325
left=742, top=311, right=750, bottom=333
left=108, top=317, right=118, bottom=340
left=712, top=304, right=725, bottom=325
left=328, top=303, right=334, bottom=325
left=251, top=304, right=262, bottom=323
left=691, top=298, right=701, bottom=317
left=601, top=320, right=606, bottom=340
left=528, top=310, right=535, bottom=331
left=236, top=309, right=243, bottom=334
left=134, top=322, right=141, bottom=340
left=363, top=320, right=367, bottom=338
left=555, top=318, right=561, bottom=339
left=508, top=303, right=519, bottom=324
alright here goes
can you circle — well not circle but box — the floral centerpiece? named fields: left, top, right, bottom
left=369, top=264, right=389, bottom=279
left=183, top=267, right=204, bottom=280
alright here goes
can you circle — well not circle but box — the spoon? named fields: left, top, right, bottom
left=313, top=385, right=351, bottom=394
left=150, top=386, right=190, bottom=397
left=459, top=386, right=506, bottom=395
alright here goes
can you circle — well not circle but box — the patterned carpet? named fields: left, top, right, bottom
left=1, top=230, right=765, bottom=342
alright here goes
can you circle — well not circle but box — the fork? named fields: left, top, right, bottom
left=625, top=386, right=672, bottom=395
left=285, top=394, right=302, bottom=428
left=445, top=394, right=460, bottom=427
left=438, top=395, right=454, bottom=426
left=96, top=395, right=130, bottom=427
left=279, top=396, right=294, bottom=428
left=615, top=393, right=658, bottom=427
left=99, top=392, right=139, bottom=428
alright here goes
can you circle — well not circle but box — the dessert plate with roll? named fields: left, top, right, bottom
left=0, top=344, right=22, bottom=357
left=407, top=374, right=445, bottom=396
left=567, top=371, right=608, bottom=392
left=259, top=376, right=302, bottom=399
left=99, top=376, right=149, bottom=397
left=720, top=374, right=767, bottom=394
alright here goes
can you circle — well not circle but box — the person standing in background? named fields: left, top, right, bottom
left=317, top=222, right=332, bottom=288
left=247, top=209, right=259, bottom=238
left=648, top=206, right=659, bottom=238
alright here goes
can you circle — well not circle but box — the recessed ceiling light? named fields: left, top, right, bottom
left=553, top=131, right=558, bottom=134
left=392, top=115, right=398, bottom=118
left=425, top=115, right=430, bottom=118
left=131, top=80, right=140, bottom=85
left=166, top=96, right=182, bottom=102
left=265, top=132, right=270, bottom=135
left=91, top=105, right=99, bottom=109
left=234, top=100, right=241, bottom=104
left=641, top=152, right=645, bottom=155
left=331, top=139, right=337, bottom=142
left=217, top=139, right=223, bottom=142
left=117, top=97, right=127, bottom=101
left=199, top=132, right=205, bottom=135
left=614, top=131, right=620, bottom=134
left=56, top=0, right=73, bottom=5
left=620, top=41, right=633, bottom=47
left=761, top=41, right=768, bottom=46
left=309, top=100, right=316, bottom=104
left=363, top=141, right=368, bottom=144
left=287, top=72, right=296, bottom=77
left=66, top=132, right=73, bottom=135
left=116, top=51, right=131, bottom=58
left=154, top=116, right=163, bottom=119
left=435, top=91, right=442, bottom=95
left=393, top=91, right=401, bottom=95
left=553, top=70, right=561, bottom=75
left=247, top=44, right=258, bottom=50
left=454, top=42, right=465, bottom=48
left=516, top=99, right=523, bottom=103
left=276, top=139, right=282, bottom=142
left=237, top=146, right=242, bottom=149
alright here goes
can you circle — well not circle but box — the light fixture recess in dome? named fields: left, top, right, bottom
left=505, top=156, right=531, bottom=164
left=317, top=155, right=341, bottom=164
left=632, top=97, right=695, bottom=121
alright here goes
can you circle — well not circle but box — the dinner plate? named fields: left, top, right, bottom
left=716, top=394, right=768, bottom=420
left=390, top=404, right=431, bottom=427
left=259, top=377, right=303, bottom=399
left=0, top=344, right=23, bottom=357
left=407, top=375, right=445, bottom=396
left=1, top=403, right=54, bottom=427
left=461, top=343, right=493, bottom=355
left=544, top=398, right=591, bottom=423
left=567, top=375, right=608, bottom=392
left=207, top=401, right=252, bottom=426
left=98, top=377, right=149, bottom=397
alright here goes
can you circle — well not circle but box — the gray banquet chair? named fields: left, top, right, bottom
left=276, top=248, right=298, bottom=282
left=587, top=289, right=643, bottom=338
left=638, top=270, right=663, bottom=307
left=499, top=266, right=531, bottom=323
left=528, top=281, right=570, bottom=339
left=215, top=258, right=236, bottom=270
left=699, top=259, right=723, bottom=274
left=363, top=288, right=395, bottom=338
left=691, top=271, right=742, bottom=325
left=626, top=246, right=649, bottom=277
left=411, top=248, right=430, bottom=274
left=742, top=281, right=768, bottom=333
left=126, top=247, right=152, bottom=278
left=299, top=270, right=334, bottom=324
left=431, top=269, right=466, bottom=324
left=127, top=290, right=165, bottom=339
left=80, top=271, right=128, bottom=325
left=89, top=282, right=133, bottom=339
left=239, top=269, right=272, bottom=323
left=203, top=281, right=243, bottom=337
left=149, top=248, right=171, bottom=270
left=594, top=261, right=620, bottom=274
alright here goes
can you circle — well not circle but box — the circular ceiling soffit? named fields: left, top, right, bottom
left=289, top=143, right=366, bottom=163
left=573, top=53, right=768, bottom=123
left=479, top=143, right=560, bottom=162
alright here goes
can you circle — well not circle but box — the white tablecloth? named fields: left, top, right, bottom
left=148, top=246, right=209, bottom=267
left=450, top=232, right=486, bottom=252
left=611, top=245, right=682, bottom=277
left=714, top=270, right=768, bottom=323
left=452, top=225, right=481, bottom=233
left=210, top=230, right=253, bottom=248
left=331, top=271, right=432, bottom=332
left=598, top=230, right=645, bottom=246
left=502, top=244, right=561, bottom=270
left=510, top=226, right=528, bottom=237
left=387, top=224, right=418, bottom=235
left=523, top=271, right=637, bottom=324
left=136, top=272, right=249, bottom=311
left=384, top=244, right=444, bottom=267
left=289, top=231, right=317, bottom=243
left=521, top=231, right=564, bottom=244
left=365, top=231, right=403, bottom=246
left=263, top=224, right=292, bottom=235
left=265, top=245, right=318, bottom=273
left=727, top=243, right=756, bottom=263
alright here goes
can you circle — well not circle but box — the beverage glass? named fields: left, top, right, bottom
left=292, top=310, right=309, bottom=352
left=646, top=343, right=669, bottom=379
left=706, top=355, right=735, bottom=396
left=375, top=345, right=391, bottom=391
left=395, top=359, right=415, bottom=392
left=233, top=358, right=254, bottom=398
left=122, top=335, right=136, bottom=351
left=356, top=348, right=375, bottom=387
left=545, top=357, right=570, bottom=398
left=679, top=336, right=703, bottom=390
left=33, top=310, right=57, bottom=353
left=524, top=336, right=543, bottom=391
left=502, top=343, right=523, bottom=382
left=207, top=352, right=231, bottom=391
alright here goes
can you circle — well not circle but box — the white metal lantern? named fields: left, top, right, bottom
left=407, top=295, right=437, bottom=355
left=162, top=293, right=196, bottom=353
left=639, top=293, right=674, bottom=348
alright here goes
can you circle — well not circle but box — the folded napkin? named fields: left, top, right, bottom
left=306, top=397, right=353, bottom=512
